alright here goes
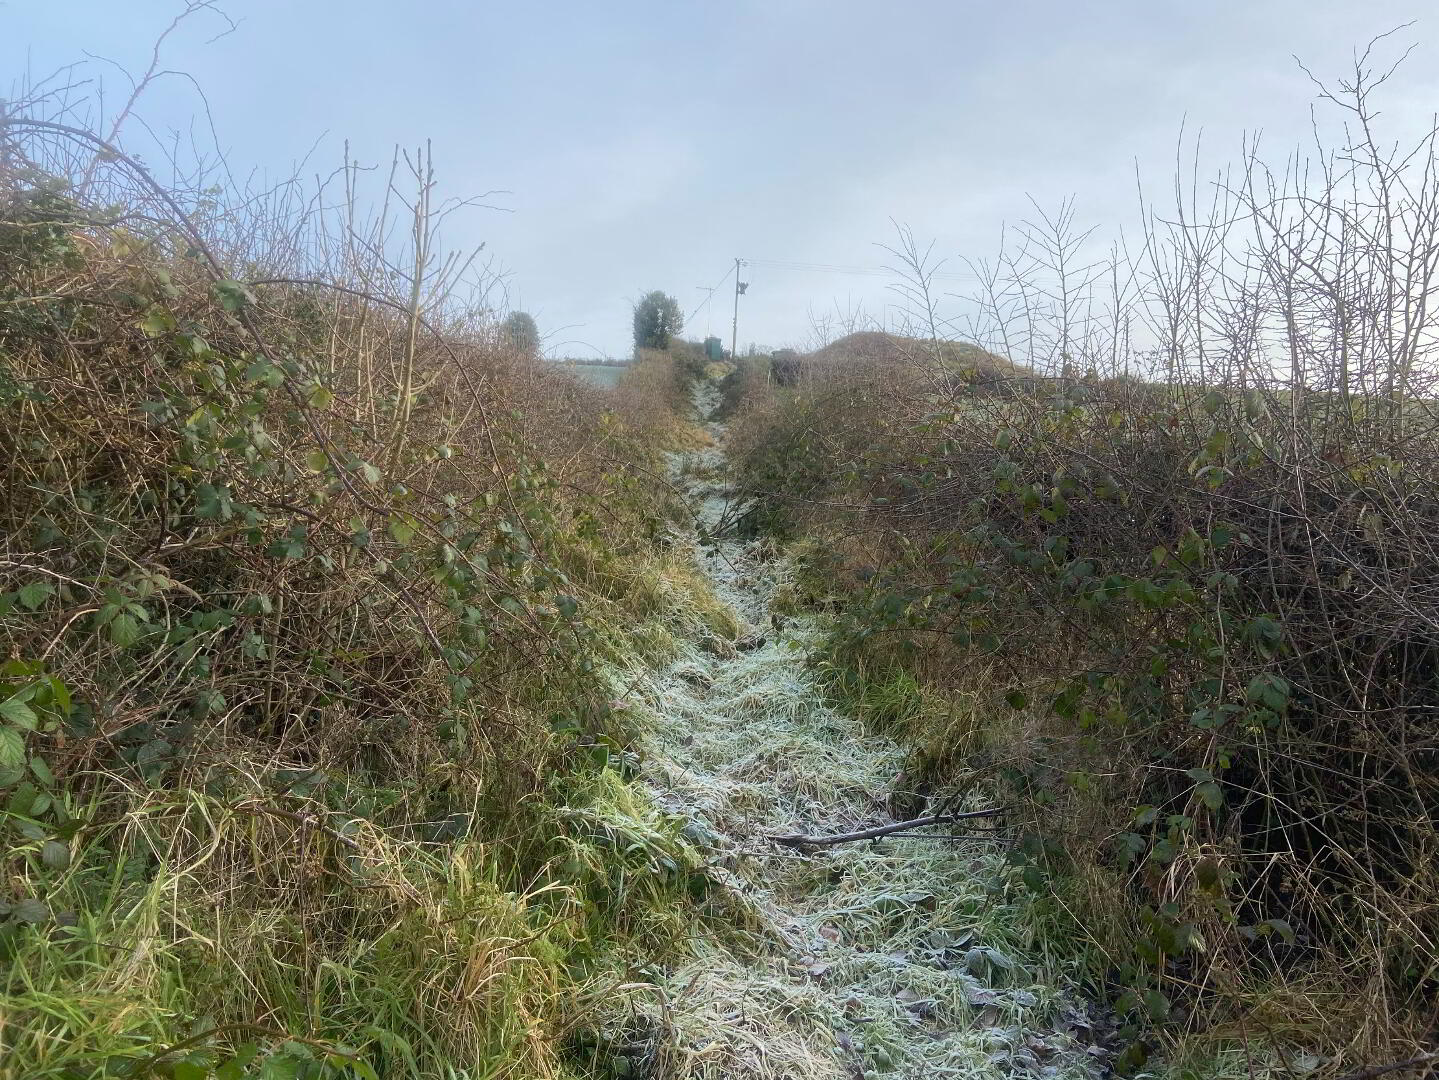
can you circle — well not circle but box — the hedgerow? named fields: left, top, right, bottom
left=728, top=54, right=1439, bottom=1075
left=0, top=103, right=708, bottom=1079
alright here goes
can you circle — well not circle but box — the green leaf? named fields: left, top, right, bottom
left=173, top=1063, right=209, bottom=1080
left=194, top=482, right=232, bottom=520
left=1115, top=1041, right=1150, bottom=1073
left=982, top=946, right=1015, bottom=970
left=0, top=696, right=38, bottom=730
left=16, top=582, right=54, bottom=610
left=109, top=613, right=143, bottom=648
left=1004, top=689, right=1030, bottom=710
left=1110, top=834, right=1145, bottom=868
left=46, top=677, right=70, bottom=715
left=12, top=897, right=48, bottom=924
left=136, top=739, right=174, bottom=768
left=307, top=384, right=335, bottom=409
left=1050, top=683, right=1082, bottom=719
left=194, top=690, right=227, bottom=715
left=267, top=528, right=308, bottom=560
left=138, top=309, right=174, bottom=337
left=340, top=1057, right=379, bottom=1080
left=1196, top=780, right=1224, bottom=811
left=1247, top=672, right=1291, bottom=712
left=0, top=728, right=25, bottom=771
left=245, top=358, right=279, bottom=385
left=1246, top=615, right=1284, bottom=655
left=258, top=1054, right=303, bottom=1080
left=213, top=279, right=256, bottom=314
left=29, top=756, right=55, bottom=786
left=1177, top=527, right=1206, bottom=566
left=41, top=839, right=70, bottom=870
left=215, top=1043, right=262, bottom=1080
left=1143, top=988, right=1171, bottom=1021
left=304, top=449, right=330, bottom=472
left=1196, top=857, right=1223, bottom=890
left=1265, top=918, right=1296, bottom=943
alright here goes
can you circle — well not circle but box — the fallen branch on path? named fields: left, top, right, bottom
left=768, top=807, right=1009, bottom=849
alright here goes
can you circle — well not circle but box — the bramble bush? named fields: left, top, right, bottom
left=0, top=104, right=708, bottom=1078
left=728, top=56, right=1439, bottom=1074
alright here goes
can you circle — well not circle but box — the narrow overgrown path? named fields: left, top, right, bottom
left=615, top=381, right=1108, bottom=1080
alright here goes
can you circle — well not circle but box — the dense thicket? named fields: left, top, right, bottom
left=729, top=64, right=1439, bottom=1074
left=0, top=116, right=709, bottom=1078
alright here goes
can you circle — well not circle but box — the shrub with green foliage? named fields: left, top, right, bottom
left=501, top=310, right=540, bottom=359
left=729, top=63, right=1439, bottom=1075
left=0, top=127, right=707, bottom=1077
left=631, top=291, right=683, bottom=352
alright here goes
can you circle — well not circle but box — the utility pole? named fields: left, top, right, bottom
left=730, top=257, right=747, bottom=362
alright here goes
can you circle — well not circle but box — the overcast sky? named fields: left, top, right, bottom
left=5, top=1, right=1438, bottom=356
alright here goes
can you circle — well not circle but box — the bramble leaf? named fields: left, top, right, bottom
left=213, top=279, right=256, bottom=313
left=16, top=582, right=54, bottom=610
left=0, top=728, right=25, bottom=771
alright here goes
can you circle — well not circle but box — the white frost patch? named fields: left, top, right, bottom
left=614, top=382, right=1106, bottom=1080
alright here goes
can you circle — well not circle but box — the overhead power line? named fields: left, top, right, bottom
left=686, top=262, right=736, bottom=324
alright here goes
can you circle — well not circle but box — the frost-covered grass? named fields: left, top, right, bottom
left=589, top=384, right=1111, bottom=1080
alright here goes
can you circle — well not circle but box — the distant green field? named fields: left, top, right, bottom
left=563, top=363, right=629, bottom=388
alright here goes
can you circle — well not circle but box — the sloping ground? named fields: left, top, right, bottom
left=604, top=381, right=1107, bottom=1079
left=804, top=332, right=1024, bottom=377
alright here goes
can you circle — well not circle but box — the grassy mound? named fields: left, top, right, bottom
left=805, top=331, right=1021, bottom=376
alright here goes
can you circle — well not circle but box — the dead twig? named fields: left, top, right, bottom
left=768, top=807, right=1008, bottom=849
